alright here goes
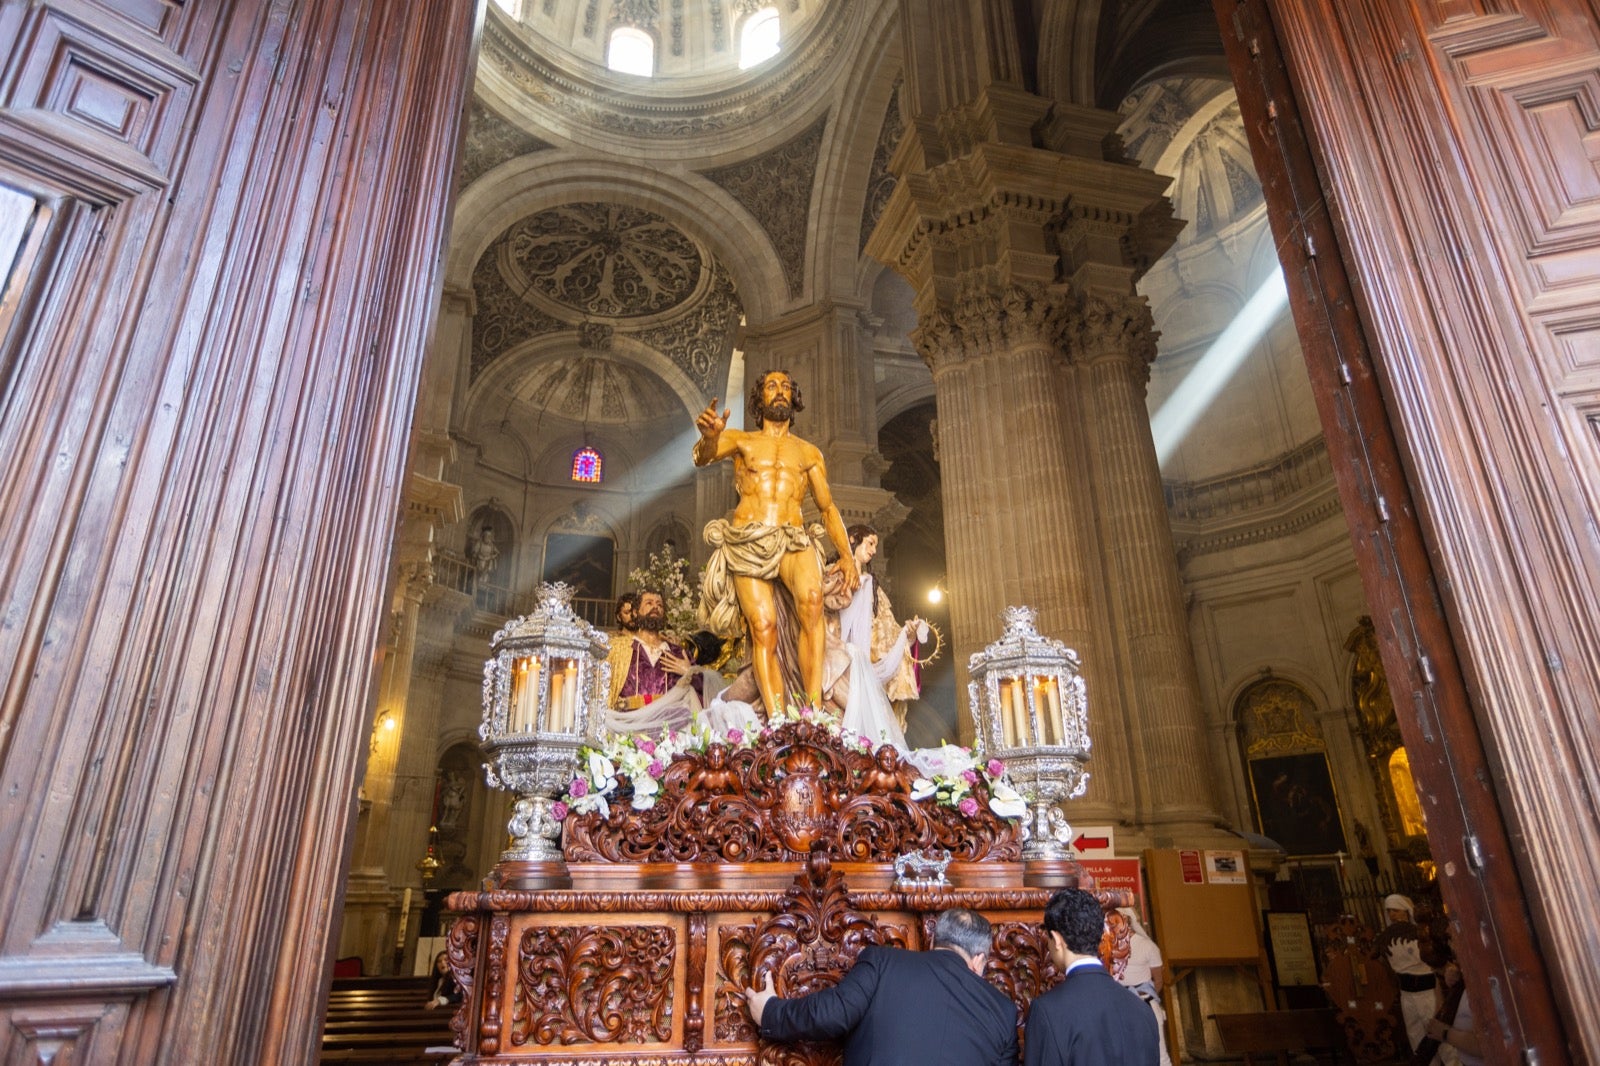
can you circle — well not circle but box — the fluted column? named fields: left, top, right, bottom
left=911, top=285, right=1107, bottom=751
left=1078, top=295, right=1220, bottom=832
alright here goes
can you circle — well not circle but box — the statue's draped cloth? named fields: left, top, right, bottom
left=699, top=520, right=826, bottom=637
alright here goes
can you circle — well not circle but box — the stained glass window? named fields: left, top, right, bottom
left=571, top=446, right=603, bottom=483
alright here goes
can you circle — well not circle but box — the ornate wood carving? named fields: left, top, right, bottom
left=482, top=914, right=511, bottom=1056
left=710, top=856, right=907, bottom=1065
left=512, top=925, right=676, bottom=1046
left=561, top=721, right=1021, bottom=864
left=1316, top=915, right=1401, bottom=1063
left=448, top=887, right=1056, bottom=914
left=684, top=912, right=708, bottom=1053
left=447, top=914, right=481, bottom=1051
left=988, top=920, right=1063, bottom=1025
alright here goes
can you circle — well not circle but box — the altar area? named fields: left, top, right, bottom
left=441, top=587, right=1116, bottom=1064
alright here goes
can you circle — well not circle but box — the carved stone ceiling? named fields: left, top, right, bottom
left=1119, top=78, right=1264, bottom=245
left=510, top=0, right=830, bottom=85
left=471, top=200, right=744, bottom=405
left=508, top=354, right=681, bottom=425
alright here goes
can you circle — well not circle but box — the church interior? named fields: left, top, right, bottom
left=2, top=0, right=1597, bottom=1063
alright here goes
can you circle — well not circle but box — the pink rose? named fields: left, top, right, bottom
left=961, top=769, right=979, bottom=784
left=551, top=801, right=569, bottom=822
left=647, top=759, right=664, bottom=777
left=727, top=729, right=744, bottom=744
left=958, top=797, right=979, bottom=817
left=859, top=736, right=873, bottom=750
left=637, top=738, right=657, bottom=755
left=987, top=759, right=1006, bottom=777
left=569, top=778, right=589, bottom=798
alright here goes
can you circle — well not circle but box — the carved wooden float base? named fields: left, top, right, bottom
left=445, top=852, right=1128, bottom=1064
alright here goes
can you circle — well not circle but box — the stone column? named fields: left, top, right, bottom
left=869, top=69, right=1223, bottom=830
left=1077, top=294, right=1219, bottom=834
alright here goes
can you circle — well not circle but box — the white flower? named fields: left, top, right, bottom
left=587, top=751, right=618, bottom=795
left=911, top=777, right=937, bottom=801
left=987, top=780, right=1028, bottom=820
left=630, top=774, right=660, bottom=810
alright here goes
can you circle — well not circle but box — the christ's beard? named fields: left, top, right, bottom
left=638, top=613, right=666, bottom=632
left=759, top=400, right=793, bottom=424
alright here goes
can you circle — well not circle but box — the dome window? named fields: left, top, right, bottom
left=607, top=26, right=654, bottom=77
left=738, top=7, right=780, bottom=69
left=571, top=446, right=604, bottom=484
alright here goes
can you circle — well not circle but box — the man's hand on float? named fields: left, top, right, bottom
left=696, top=399, right=729, bottom=439
left=743, top=971, right=777, bottom=1025
left=660, top=648, right=693, bottom=677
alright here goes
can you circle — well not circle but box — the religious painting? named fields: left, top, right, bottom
left=542, top=533, right=615, bottom=600
left=1248, top=752, right=1347, bottom=856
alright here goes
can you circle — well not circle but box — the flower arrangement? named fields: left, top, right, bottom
left=554, top=708, right=1027, bottom=823
left=627, top=544, right=699, bottom=637
left=908, top=744, right=1029, bottom=820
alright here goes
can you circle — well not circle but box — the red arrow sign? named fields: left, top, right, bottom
left=1074, top=834, right=1110, bottom=851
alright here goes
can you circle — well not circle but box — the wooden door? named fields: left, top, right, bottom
left=1217, top=0, right=1600, bottom=1060
left=0, top=1, right=477, bottom=1062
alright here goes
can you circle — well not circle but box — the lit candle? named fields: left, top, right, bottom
left=1038, top=677, right=1062, bottom=746
left=559, top=661, right=578, bottom=733
left=512, top=657, right=540, bottom=732
left=548, top=666, right=565, bottom=733
left=1009, top=677, right=1028, bottom=746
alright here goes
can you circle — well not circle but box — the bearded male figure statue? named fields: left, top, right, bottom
left=694, top=370, right=858, bottom=716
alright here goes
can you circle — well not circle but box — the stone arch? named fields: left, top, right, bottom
left=448, top=157, right=786, bottom=323
left=1233, top=675, right=1348, bottom=858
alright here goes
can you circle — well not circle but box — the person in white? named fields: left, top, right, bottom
left=1109, top=907, right=1172, bottom=1066
left=1378, top=893, right=1456, bottom=1065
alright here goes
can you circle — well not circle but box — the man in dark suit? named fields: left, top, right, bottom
left=1024, top=888, right=1160, bottom=1066
left=743, top=908, right=1018, bottom=1066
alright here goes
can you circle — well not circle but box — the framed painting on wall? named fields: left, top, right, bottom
left=1248, top=752, right=1347, bottom=856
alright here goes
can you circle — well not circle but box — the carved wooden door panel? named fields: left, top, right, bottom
left=1217, top=0, right=1600, bottom=1061
left=0, top=2, right=475, bottom=1063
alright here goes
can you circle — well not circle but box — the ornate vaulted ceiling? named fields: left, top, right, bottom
left=471, top=200, right=744, bottom=413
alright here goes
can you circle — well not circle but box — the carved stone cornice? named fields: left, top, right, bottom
left=909, top=281, right=1076, bottom=371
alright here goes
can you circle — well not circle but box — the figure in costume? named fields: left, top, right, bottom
left=692, top=370, right=858, bottom=716
left=824, top=524, right=924, bottom=718
left=604, top=589, right=702, bottom=735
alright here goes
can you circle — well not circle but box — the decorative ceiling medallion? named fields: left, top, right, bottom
left=502, top=202, right=704, bottom=318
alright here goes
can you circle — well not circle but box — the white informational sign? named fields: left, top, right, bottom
left=1204, top=849, right=1248, bottom=884
left=1070, top=825, right=1116, bottom=859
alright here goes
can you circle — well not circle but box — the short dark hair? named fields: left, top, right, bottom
left=933, top=908, right=993, bottom=958
left=616, top=591, right=640, bottom=615
left=748, top=370, right=805, bottom=421
left=1042, top=889, right=1107, bottom=956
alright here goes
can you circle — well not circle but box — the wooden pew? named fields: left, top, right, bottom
left=1211, top=1008, right=1344, bottom=1065
left=321, top=976, right=457, bottom=1065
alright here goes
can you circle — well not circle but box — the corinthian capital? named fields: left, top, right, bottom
left=911, top=281, right=1075, bottom=371
left=1076, top=292, right=1159, bottom=370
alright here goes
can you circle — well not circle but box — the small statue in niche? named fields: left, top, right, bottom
left=468, top=525, right=501, bottom=578
left=438, top=771, right=467, bottom=829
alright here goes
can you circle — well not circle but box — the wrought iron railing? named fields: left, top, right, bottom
left=433, top=550, right=614, bottom=628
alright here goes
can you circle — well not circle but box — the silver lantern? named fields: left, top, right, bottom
left=480, top=582, right=610, bottom=883
left=967, top=605, right=1090, bottom=861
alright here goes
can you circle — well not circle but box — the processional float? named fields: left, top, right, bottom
left=448, top=584, right=1112, bottom=1064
